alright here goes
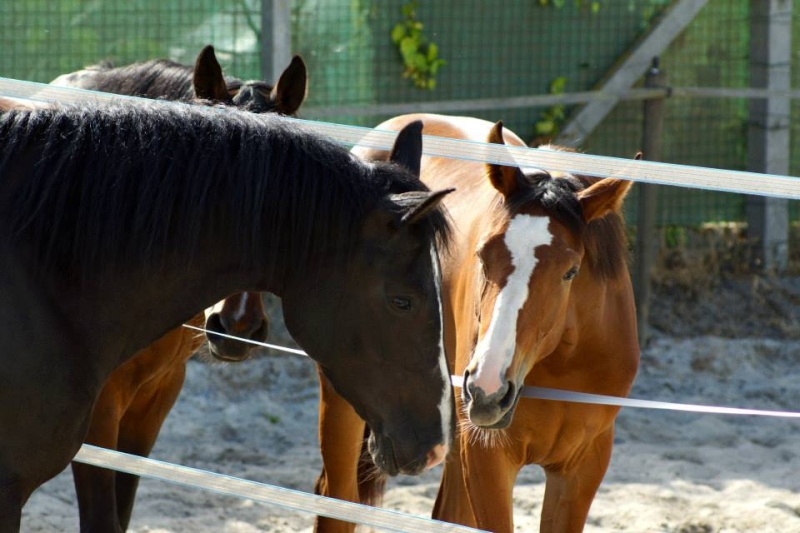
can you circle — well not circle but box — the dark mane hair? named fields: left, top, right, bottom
left=63, top=59, right=284, bottom=114
left=0, top=101, right=450, bottom=282
left=502, top=170, right=629, bottom=281
left=75, top=59, right=205, bottom=100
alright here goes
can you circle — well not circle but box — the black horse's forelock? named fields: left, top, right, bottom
left=0, top=101, right=447, bottom=282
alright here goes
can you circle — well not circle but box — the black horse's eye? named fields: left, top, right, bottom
left=563, top=266, right=579, bottom=281
left=392, top=297, right=413, bottom=312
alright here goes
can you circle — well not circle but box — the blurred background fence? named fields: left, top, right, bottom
left=2, top=0, right=799, bottom=273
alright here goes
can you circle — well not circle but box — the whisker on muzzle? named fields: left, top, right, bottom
left=459, top=403, right=513, bottom=449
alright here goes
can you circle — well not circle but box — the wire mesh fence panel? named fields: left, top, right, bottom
left=1, top=0, right=799, bottom=245
left=0, top=0, right=262, bottom=84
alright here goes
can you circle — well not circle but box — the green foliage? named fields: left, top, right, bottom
left=663, top=226, right=687, bottom=249
left=390, top=1, right=445, bottom=90
left=533, top=76, right=568, bottom=140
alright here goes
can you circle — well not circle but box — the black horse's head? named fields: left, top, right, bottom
left=281, top=122, right=455, bottom=476
left=193, top=45, right=307, bottom=116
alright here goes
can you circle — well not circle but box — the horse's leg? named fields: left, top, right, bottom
left=314, top=367, right=366, bottom=533
left=72, top=382, right=125, bottom=533
left=540, top=428, right=614, bottom=533
left=432, top=424, right=477, bottom=528
left=114, top=364, right=187, bottom=531
left=459, top=435, right=520, bottom=533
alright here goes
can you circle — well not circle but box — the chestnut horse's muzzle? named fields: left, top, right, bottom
left=462, top=370, right=521, bottom=429
left=204, top=311, right=269, bottom=362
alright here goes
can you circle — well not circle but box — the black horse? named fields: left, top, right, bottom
left=51, top=45, right=309, bottom=532
left=0, top=99, right=454, bottom=531
left=51, top=44, right=307, bottom=115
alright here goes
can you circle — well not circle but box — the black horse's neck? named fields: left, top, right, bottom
left=0, top=101, right=396, bottom=374
left=1, top=102, right=379, bottom=284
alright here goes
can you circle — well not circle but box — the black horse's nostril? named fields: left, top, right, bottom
left=498, top=381, right=517, bottom=410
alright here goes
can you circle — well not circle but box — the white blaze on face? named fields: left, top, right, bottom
left=204, top=300, right=224, bottom=321
left=468, top=214, right=552, bottom=395
left=428, top=243, right=452, bottom=466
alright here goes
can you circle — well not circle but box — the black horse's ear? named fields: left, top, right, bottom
left=389, top=120, right=424, bottom=177
left=271, top=55, right=308, bottom=115
left=193, top=45, right=232, bottom=103
left=394, top=188, right=454, bottom=226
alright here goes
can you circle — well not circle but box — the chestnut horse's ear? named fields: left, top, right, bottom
left=577, top=178, right=633, bottom=223
left=634, top=151, right=643, bottom=160
left=193, top=45, right=232, bottom=103
left=486, top=121, right=520, bottom=199
left=271, top=55, right=308, bottom=115
left=389, top=120, right=424, bottom=178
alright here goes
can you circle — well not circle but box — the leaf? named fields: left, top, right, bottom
left=391, top=24, right=406, bottom=44
left=411, top=52, right=428, bottom=71
left=427, top=42, right=438, bottom=61
left=550, top=76, right=567, bottom=94
left=535, top=120, right=555, bottom=135
left=400, top=37, right=418, bottom=61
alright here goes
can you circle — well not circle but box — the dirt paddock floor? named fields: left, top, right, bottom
left=21, top=269, right=800, bottom=532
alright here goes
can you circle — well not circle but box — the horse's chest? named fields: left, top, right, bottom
left=508, top=399, right=616, bottom=466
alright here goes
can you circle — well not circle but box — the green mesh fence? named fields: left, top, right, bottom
left=0, top=0, right=262, bottom=83
left=1, top=0, right=798, bottom=228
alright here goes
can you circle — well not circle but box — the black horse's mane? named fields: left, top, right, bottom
left=70, top=59, right=280, bottom=114
left=77, top=58, right=211, bottom=100
left=502, top=169, right=629, bottom=281
left=0, top=101, right=449, bottom=282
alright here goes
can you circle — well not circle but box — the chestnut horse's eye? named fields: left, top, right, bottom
left=392, top=297, right=413, bottom=312
left=563, top=266, right=579, bottom=281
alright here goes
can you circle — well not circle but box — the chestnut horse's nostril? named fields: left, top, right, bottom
left=462, top=369, right=473, bottom=402
left=497, top=380, right=517, bottom=410
left=218, top=312, right=233, bottom=334
left=251, top=317, right=269, bottom=342
left=205, top=313, right=224, bottom=334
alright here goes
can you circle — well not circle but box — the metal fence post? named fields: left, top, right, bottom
left=261, top=0, right=292, bottom=81
left=635, top=57, right=666, bottom=346
left=745, top=0, right=791, bottom=273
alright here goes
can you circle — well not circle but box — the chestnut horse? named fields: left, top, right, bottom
left=0, top=101, right=454, bottom=532
left=51, top=45, right=305, bottom=532
left=317, top=114, right=639, bottom=532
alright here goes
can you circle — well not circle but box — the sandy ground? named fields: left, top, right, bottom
left=19, top=281, right=800, bottom=532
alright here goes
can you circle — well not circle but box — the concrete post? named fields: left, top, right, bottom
left=261, top=0, right=292, bottom=81
left=746, top=0, right=791, bottom=272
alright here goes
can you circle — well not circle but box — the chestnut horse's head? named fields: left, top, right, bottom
left=462, top=122, right=634, bottom=429
left=203, top=292, right=269, bottom=362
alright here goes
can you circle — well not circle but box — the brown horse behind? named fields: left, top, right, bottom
left=316, top=114, right=639, bottom=532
